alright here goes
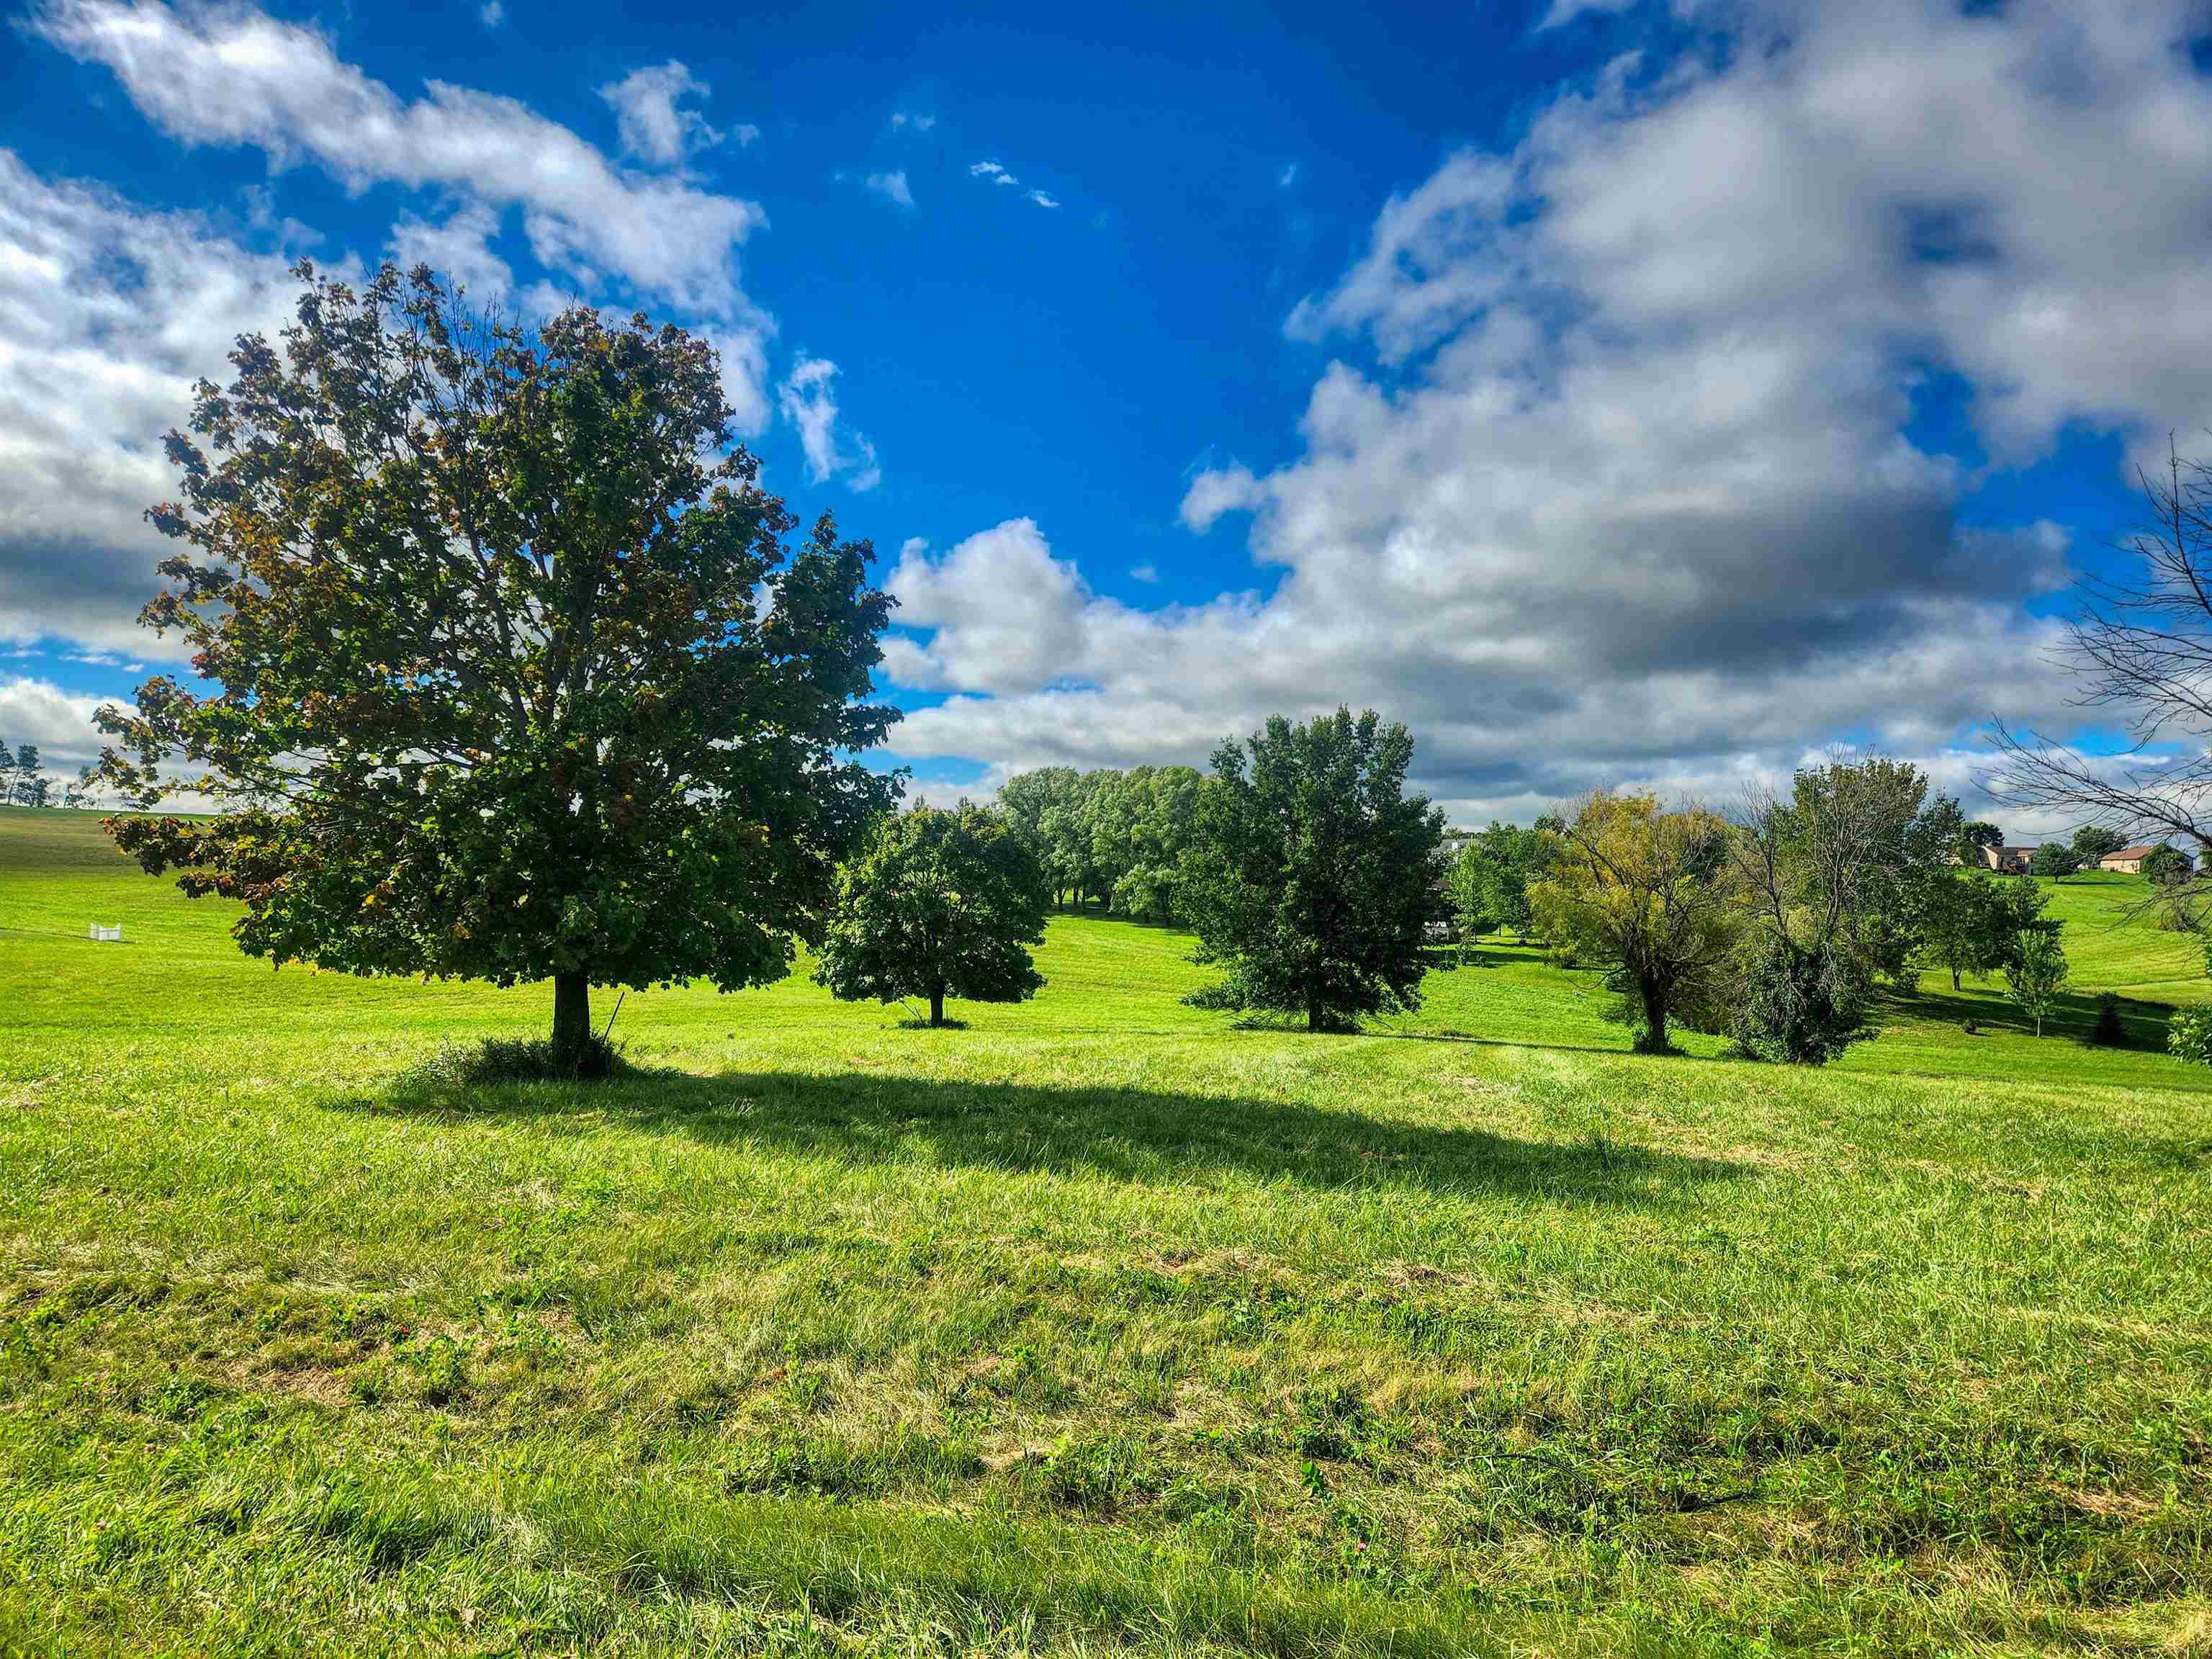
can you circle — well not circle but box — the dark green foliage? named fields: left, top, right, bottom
left=1730, top=933, right=1871, bottom=1064
left=814, top=804, right=1052, bottom=1027
left=1000, top=764, right=1215, bottom=920
left=2029, top=842, right=2081, bottom=878
left=2141, top=844, right=2192, bottom=886
left=1994, top=876, right=2059, bottom=966
left=2091, top=992, right=2126, bottom=1046
left=2071, top=825, right=2127, bottom=861
left=1182, top=708, right=1444, bottom=1033
left=1451, top=822, right=1552, bottom=941
left=1732, top=756, right=1954, bottom=1061
left=92, top=264, right=899, bottom=1066
left=1917, top=870, right=2018, bottom=991
left=1957, top=820, right=2004, bottom=861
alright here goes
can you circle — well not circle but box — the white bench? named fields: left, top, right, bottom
left=87, top=923, right=122, bottom=943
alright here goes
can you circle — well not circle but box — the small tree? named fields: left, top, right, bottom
left=1447, top=842, right=1491, bottom=963
left=1919, top=870, right=2013, bottom=991
left=9, top=744, right=37, bottom=806
left=94, top=263, right=899, bottom=1071
left=2028, top=842, right=2080, bottom=878
left=814, top=804, right=1051, bottom=1028
left=1531, top=791, right=1737, bottom=1054
left=2072, top=824, right=2127, bottom=862
left=2006, top=930, right=2068, bottom=1036
left=1182, top=708, right=1444, bottom=1033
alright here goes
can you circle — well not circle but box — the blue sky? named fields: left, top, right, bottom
left=3, top=0, right=2208, bottom=831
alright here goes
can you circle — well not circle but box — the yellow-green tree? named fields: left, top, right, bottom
left=1530, top=791, right=1737, bottom=1054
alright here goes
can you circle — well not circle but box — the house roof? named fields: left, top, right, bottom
left=2105, top=845, right=2175, bottom=860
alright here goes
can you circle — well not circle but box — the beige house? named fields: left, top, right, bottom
left=2098, top=844, right=2191, bottom=875
left=1979, top=845, right=2036, bottom=875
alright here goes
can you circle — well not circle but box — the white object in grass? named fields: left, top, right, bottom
left=87, top=923, right=122, bottom=942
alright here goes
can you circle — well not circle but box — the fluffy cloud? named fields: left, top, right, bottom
left=0, top=676, right=127, bottom=777
left=886, top=0, right=2212, bottom=830
left=777, top=357, right=880, bottom=492
left=598, top=61, right=725, bottom=167
left=0, top=154, right=299, bottom=655
left=35, top=2, right=768, bottom=325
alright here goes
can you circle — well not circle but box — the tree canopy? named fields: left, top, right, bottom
left=95, top=263, right=899, bottom=1068
left=998, top=763, right=1215, bottom=921
left=1452, top=820, right=1553, bottom=941
left=1532, top=791, right=1736, bottom=1055
left=1181, top=708, right=1444, bottom=1032
left=813, top=804, right=1051, bottom=1027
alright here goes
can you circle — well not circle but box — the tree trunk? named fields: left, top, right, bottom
left=552, top=970, right=591, bottom=1068
left=1308, top=989, right=1323, bottom=1033
left=1951, top=966, right=1962, bottom=991
left=930, top=985, right=946, bottom=1028
left=1639, top=976, right=1669, bottom=1054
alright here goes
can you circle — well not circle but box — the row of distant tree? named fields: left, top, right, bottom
left=825, top=737, right=2118, bottom=1060
left=1469, top=763, right=2077, bottom=1059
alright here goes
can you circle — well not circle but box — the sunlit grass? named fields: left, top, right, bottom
left=4, top=806, right=2211, bottom=1655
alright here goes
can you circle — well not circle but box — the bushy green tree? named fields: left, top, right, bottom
left=1455, top=820, right=1552, bottom=941
left=1532, top=791, right=1737, bottom=1054
left=1093, top=765, right=1213, bottom=923
left=2006, top=930, right=2068, bottom=1036
left=2029, top=842, right=2081, bottom=878
left=2072, top=824, right=2127, bottom=862
left=2141, top=843, right=2191, bottom=885
left=1182, top=708, right=1444, bottom=1032
left=1730, top=932, right=1869, bottom=1064
left=94, top=263, right=899, bottom=1070
left=1957, top=820, right=2004, bottom=864
left=999, top=767, right=1105, bottom=909
left=1917, top=870, right=2014, bottom=991
left=814, top=804, right=1051, bottom=1027
left=1730, top=757, right=1956, bottom=1061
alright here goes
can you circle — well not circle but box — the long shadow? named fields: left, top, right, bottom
left=1897, top=983, right=2175, bottom=1048
left=345, top=1066, right=1740, bottom=1205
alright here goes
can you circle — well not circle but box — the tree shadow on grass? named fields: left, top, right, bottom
left=1897, top=984, right=2176, bottom=1049
left=345, top=1065, right=1741, bottom=1205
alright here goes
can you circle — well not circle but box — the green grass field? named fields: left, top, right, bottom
left=4, top=805, right=2211, bottom=1656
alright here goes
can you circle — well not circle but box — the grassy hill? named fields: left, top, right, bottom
left=3, top=806, right=2210, bottom=1655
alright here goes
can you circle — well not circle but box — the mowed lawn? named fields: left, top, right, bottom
left=3, top=806, right=2211, bottom=1657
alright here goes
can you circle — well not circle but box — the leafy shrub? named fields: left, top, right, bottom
left=2168, top=1008, right=2212, bottom=1065
left=1730, top=935, right=1871, bottom=1065
left=2092, top=992, right=2126, bottom=1046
